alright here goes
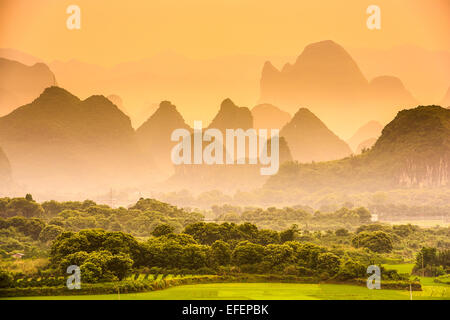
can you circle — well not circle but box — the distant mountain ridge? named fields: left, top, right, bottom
left=0, top=86, right=152, bottom=192
left=0, top=58, right=56, bottom=116
left=259, top=40, right=417, bottom=137
left=251, top=104, right=291, bottom=130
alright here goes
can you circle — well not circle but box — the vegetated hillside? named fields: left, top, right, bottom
left=356, top=137, right=377, bottom=154
left=280, top=108, right=352, bottom=162
left=0, top=58, right=56, bottom=116
left=0, top=86, right=153, bottom=192
left=266, top=105, right=450, bottom=192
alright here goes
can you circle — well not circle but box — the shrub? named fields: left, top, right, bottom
left=0, top=270, right=13, bottom=288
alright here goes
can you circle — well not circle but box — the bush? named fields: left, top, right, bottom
left=335, top=228, right=349, bottom=237
left=0, top=270, right=13, bottom=288
left=352, top=231, right=393, bottom=253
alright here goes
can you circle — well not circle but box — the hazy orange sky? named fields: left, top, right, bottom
left=1, top=0, right=449, bottom=66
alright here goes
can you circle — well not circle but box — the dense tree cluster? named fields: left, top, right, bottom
left=1, top=195, right=448, bottom=288
left=46, top=225, right=389, bottom=282
left=0, top=196, right=203, bottom=236
left=212, top=206, right=372, bottom=230
left=413, top=247, right=450, bottom=277
left=351, top=231, right=394, bottom=253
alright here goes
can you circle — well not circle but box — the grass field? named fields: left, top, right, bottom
left=382, top=263, right=415, bottom=274
left=3, top=264, right=448, bottom=300
left=3, top=282, right=449, bottom=300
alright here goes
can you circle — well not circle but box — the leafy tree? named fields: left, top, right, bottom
left=280, top=224, right=298, bottom=243
left=335, top=228, right=349, bottom=237
left=152, top=224, right=175, bottom=237
left=354, top=207, right=372, bottom=223
left=262, top=244, right=295, bottom=268
left=415, top=247, right=438, bottom=269
left=180, top=244, right=210, bottom=270
left=4, top=198, right=44, bottom=218
left=256, top=229, right=280, bottom=245
left=211, top=240, right=231, bottom=266
left=159, top=233, right=198, bottom=245
left=316, top=252, right=341, bottom=276
left=39, top=225, right=64, bottom=243
left=352, top=231, right=393, bottom=253
left=80, top=261, right=102, bottom=283
left=335, top=259, right=366, bottom=280
left=7, top=216, right=45, bottom=240
left=105, top=253, right=133, bottom=280
left=0, top=270, right=13, bottom=288
left=232, top=241, right=264, bottom=266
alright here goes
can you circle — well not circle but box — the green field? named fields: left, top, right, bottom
left=3, top=282, right=449, bottom=300
left=382, top=263, right=415, bottom=274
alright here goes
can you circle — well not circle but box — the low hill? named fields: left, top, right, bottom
left=280, top=108, right=352, bottom=162
left=208, top=98, right=253, bottom=131
left=136, top=101, right=192, bottom=175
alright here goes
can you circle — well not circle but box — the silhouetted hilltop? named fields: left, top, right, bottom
left=368, top=76, right=416, bottom=105
left=251, top=104, right=291, bottom=130
left=347, top=120, right=383, bottom=152
left=260, top=40, right=367, bottom=106
left=107, top=94, right=128, bottom=116
left=371, top=105, right=449, bottom=158
left=259, top=40, right=417, bottom=138
left=167, top=99, right=290, bottom=192
left=136, top=101, right=191, bottom=174
left=267, top=105, right=450, bottom=191
left=0, top=58, right=56, bottom=116
left=280, top=108, right=352, bottom=162
left=0, top=86, right=150, bottom=192
left=208, top=98, right=253, bottom=130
